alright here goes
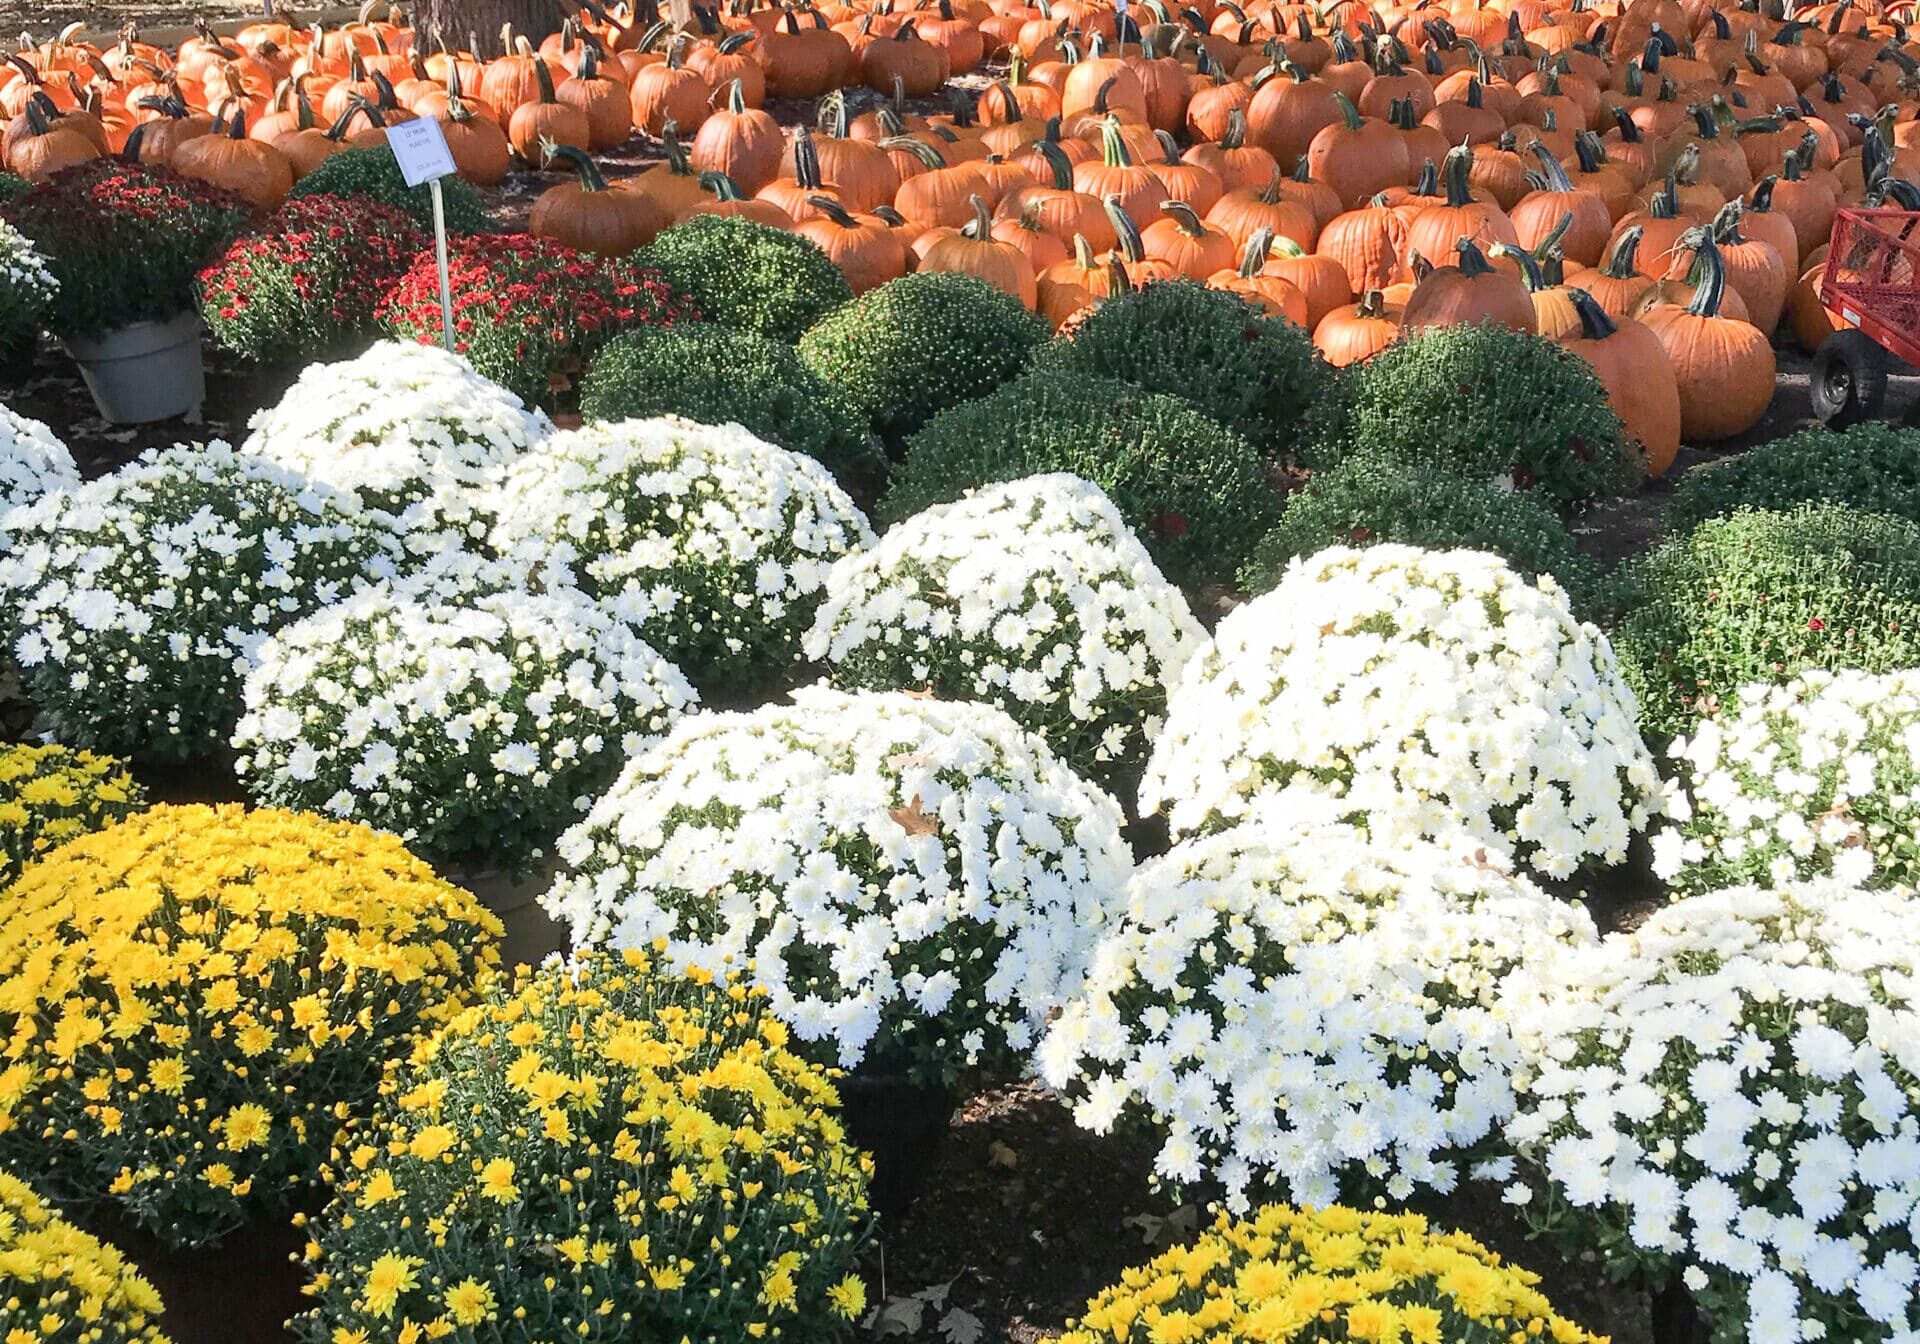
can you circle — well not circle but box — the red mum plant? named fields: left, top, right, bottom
left=376, top=232, right=697, bottom=409
left=198, top=194, right=426, bottom=365
left=1, top=159, right=254, bottom=340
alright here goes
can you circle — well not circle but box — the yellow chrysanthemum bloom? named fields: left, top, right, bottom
left=294, top=950, right=870, bottom=1344
left=0, top=1171, right=169, bottom=1344
left=0, top=805, right=502, bottom=1249
left=1064, top=1206, right=1607, bottom=1344
left=0, top=745, right=145, bottom=890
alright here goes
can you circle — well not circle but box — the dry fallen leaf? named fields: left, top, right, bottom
left=987, top=1140, right=1019, bottom=1171
left=891, top=795, right=939, bottom=837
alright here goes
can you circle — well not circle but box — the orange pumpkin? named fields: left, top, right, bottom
left=1401, top=235, right=1538, bottom=334
left=1638, top=236, right=1776, bottom=442
left=1313, top=288, right=1403, bottom=365
left=1559, top=287, right=1682, bottom=479
left=530, top=143, right=669, bottom=256
left=919, top=192, right=1038, bottom=306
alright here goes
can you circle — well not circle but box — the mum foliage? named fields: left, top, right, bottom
left=797, top=272, right=1048, bottom=442
left=1040, top=280, right=1326, bottom=460
left=1607, top=504, right=1920, bottom=742
left=1039, top=826, right=1596, bottom=1210
left=239, top=341, right=551, bottom=544
left=807, top=474, right=1204, bottom=787
left=234, top=577, right=696, bottom=874
left=287, top=147, right=492, bottom=234
left=198, top=194, right=424, bottom=364
left=882, top=368, right=1276, bottom=588
left=0, top=805, right=501, bottom=1247
left=0, top=1170, right=169, bottom=1344
left=0, top=444, right=400, bottom=760
left=0, top=405, right=75, bottom=518
left=0, top=743, right=145, bottom=888
left=639, top=214, right=850, bottom=344
left=579, top=323, right=882, bottom=493
left=1241, top=459, right=1599, bottom=614
left=377, top=233, right=696, bottom=409
left=1142, top=546, right=1660, bottom=879
left=542, top=688, right=1134, bottom=1086
left=1653, top=668, right=1920, bottom=896
left=1506, top=882, right=1920, bottom=1344
left=1302, top=322, right=1640, bottom=507
left=487, top=418, right=873, bottom=694
left=293, top=949, right=871, bottom=1344
left=1664, top=423, right=1920, bottom=535
left=1, top=160, right=252, bottom=340
left=1062, top=1203, right=1603, bottom=1344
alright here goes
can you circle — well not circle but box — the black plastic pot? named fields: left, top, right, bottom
left=835, top=1072, right=957, bottom=1219
left=78, top=1209, right=309, bottom=1344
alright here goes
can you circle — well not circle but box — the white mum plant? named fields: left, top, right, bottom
left=0, top=444, right=400, bottom=760
left=0, top=405, right=76, bottom=519
left=542, top=687, right=1134, bottom=1085
left=805, top=474, right=1204, bottom=787
left=1505, top=882, right=1920, bottom=1344
left=232, top=565, right=697, bottom=873
left=239, top=341, right=551, bottom=543
left=1037, top=825, right=1596, bottom=1212
left=1140, top=545, right=1661, bottom=879
left=1653, top=668, right=1920, bottom=896
left=0, top=218, right=56, bottom=353
left=489, top=417, right=874, bottom=693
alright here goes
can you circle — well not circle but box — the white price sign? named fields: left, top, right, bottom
left=387, top=117, right=457, bottom=187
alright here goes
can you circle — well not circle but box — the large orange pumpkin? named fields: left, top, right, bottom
left=1638, top=237, right=1776, bottom=442
left=1559, top=287, right=1682, bottom=479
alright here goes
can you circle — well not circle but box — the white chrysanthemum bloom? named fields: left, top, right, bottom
left=1653, top=668, right=1920, bottom=896
left=0, top=404, right=77, bottom=520
left=233, top=565, right=696, bottom=872
left=1140, top=545, right=1661, bottom=879
left=239, top=341, right=552, bottom=545
left=0, top=218, right=57, bottom=350
left=805, top=474, right=1204, bottom=786
left=0, top=443, right=401, bottom=761
left=487, top=416, right=875, bottom=692
left=1037, top=824, right=1595, bottom=1211
left=542, top=687, right=1133, bottom=1084
left=1504, top=882, right=1920, bottom=1344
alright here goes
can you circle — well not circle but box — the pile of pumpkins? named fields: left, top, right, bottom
left=4, top=0, right=1909, bottom=459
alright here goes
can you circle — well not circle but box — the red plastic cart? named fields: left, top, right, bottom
left=1812, top=208, right=1920, bottom=427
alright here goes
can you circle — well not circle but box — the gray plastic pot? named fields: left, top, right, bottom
left=62, top=312, right=205, bottom=424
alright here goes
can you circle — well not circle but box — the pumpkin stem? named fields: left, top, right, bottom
left=1160, top=198, right=1208, bottom=237
left=1710, top=198, right=1747, bottom=244
left=960, top=192, right=993, bottom=238
left=1452, top=234, right=1496, bottom=276
left=1221, top=107, right=1248, bottom=151
left=1566, top=285, right=1619, bottom=341
left=1099, top=114, right=1135, bottom=168
left=1441, top=143, right=1477, bottom=205
left=1610, top=105, right=1644, bottom=143
left=544, top=139, right=608, bottom=188
left=1153, top=128, right=1184, bottom=165
left=1600, top=225, right=1644, bottom=278
left=1103, top=193, right=1146, bottom=261
left=1649, top=173, right=1680, bottom=218
left=1748, top=173, right=1778, bottom=212
left=1685, top=232, right=1729, bottom=316
left=1332, top=90, right=1363, bottom=131
left=1572, top=130, right=1608, bottom=176
left=1524, top=142, right=1577, bottom=197
left=1237, top=225, right=1274, bottom=278
left=1032, top=138, right=1074, bottom=190
left=880, top=134, right=947, bottom=169
left=1355, top=288, right=1387, bottom=318
left=698, top=169, right=747, bottom=199
left=792, top=124, right=823, bottom=188
left=1492, top=240, right=1545, bottom=290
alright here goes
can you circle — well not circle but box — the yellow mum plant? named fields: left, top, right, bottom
left=0, top=804, right=502, bottom=1247
left=294, top=948, right=873, bottom=1344
left=1063, top=1205, right=1607, bottom=1344
left=0, top=1170, right=169, bottom=1344
left=0, top=744, right=145, bottom=889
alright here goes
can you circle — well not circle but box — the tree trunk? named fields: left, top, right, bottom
left=415, top=0, right=571, bottom=51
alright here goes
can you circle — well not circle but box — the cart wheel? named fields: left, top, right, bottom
left=1812, top=330, right=1889, bottom=429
